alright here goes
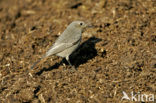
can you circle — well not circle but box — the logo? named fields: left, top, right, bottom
left=121, top=91, right=155, bottom=102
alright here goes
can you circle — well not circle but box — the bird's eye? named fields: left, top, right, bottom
left=80, top=22, right=83, bottom=26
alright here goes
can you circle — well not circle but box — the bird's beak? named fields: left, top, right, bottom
left=87, top=25, right=94, bottom=28
left=86, top=23, right=94, bottom=28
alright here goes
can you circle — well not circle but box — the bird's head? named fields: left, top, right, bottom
left=71, top=21, right=87, bottom=30
left=67, top=21, right=93, bottom=33
left=70, top=21, right=93, bottom=31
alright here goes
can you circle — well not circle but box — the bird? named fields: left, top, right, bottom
left=31, top=21, right=90, bottom=69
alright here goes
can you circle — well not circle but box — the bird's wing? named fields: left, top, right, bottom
left=45, top=38, right=80, bottom=57
left=30, top=38, right=80, bottom=69
left=30, top=43, right=73, bottom=69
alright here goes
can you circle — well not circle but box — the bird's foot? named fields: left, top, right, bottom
left=69, top=66, right=77, bottom=73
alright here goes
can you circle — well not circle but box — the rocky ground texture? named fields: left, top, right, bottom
left=0, top=0, right=155, bottom=102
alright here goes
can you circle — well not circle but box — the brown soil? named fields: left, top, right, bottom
left=0, top=0, right=155, bottom=103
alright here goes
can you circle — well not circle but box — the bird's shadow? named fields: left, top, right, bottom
left=36, top=36, right=102, bottom=75
left=69, top=36, right=102, bottom=68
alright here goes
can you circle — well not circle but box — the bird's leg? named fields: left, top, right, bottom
left=66, top=56, right=76, bottom=71
left=67, top=59, right=72, bottom=66
left=66, top=56, right=72, bottom=66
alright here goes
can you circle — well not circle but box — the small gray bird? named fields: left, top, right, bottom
left=31, top=21, right=89, bottom=69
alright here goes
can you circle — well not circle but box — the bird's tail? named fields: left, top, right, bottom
left=30, top=55, right=47, bottom=69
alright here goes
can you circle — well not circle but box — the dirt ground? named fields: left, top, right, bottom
left=0, top=0, right=155, bottom=102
